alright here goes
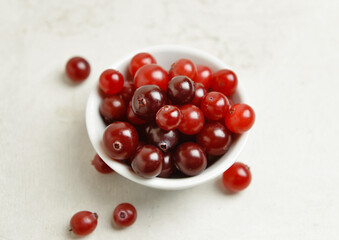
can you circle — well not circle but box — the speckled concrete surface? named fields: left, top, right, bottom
left=1, top=0, right=338, bottom=239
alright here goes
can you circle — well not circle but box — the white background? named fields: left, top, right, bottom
left=1, top=0, right=338, bottom=239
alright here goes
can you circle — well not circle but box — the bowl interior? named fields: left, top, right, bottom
left=86, top=45, right=249, bottom=190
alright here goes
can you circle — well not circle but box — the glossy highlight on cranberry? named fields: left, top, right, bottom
left=194, top=65, right=213, bottom=89
left=66, top=56, right=90, bottom=82
left=103, top=122, right=139, bottom=160
left=70, top=211, right=98, bottom=236
left=222, top=162, right=251, bottom=192
left=113, top=203, right=137, bottom=228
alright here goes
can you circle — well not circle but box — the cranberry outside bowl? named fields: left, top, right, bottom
left=86, top=45, right=249, bottom=190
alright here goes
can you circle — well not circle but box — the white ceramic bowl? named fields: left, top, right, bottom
left=86, top=45, right=249, bottom=190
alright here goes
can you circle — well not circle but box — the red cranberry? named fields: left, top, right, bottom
left=66, top=57, right=90, bottom=82
left=225, top=104, right=255, bottom=133
left=155, top=105, right=182, bottom=131
left=131, top=145, right=163, bottom=178
left=211, top=69, right=237, bottom=97
left=70, top=211, right=98, bottom=236
left=194, top=65, right=213, bottom=89
left=99, top=69, right=124, bottom=95
left=178, top=104, right=205, bottom=135
left=99, top=95, right=126, bottom=125
left=134, top=64, right=169, bottom=91
left=167, top=76, right=195, bottom=105
left=129, top=52, right=156, bottom=76
left=174, top=142, right=207, bottom=176
left=113, top=203, right=137, bottom=228
left=200, top=92, right=230, bottom=121
left=169, top=58, right=196, bottom=80
left=146, top=124, right=179, bottom=152
left=222, top=162, right=251, bottom=192
left=103, top=122, right=139, bottom=160
left=196, top=122, right=232, bottom=156
left=131, top=85, right=167, bottom=121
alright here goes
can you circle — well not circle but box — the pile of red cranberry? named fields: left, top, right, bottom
left=98, top=53, right=255, bottom=179
left=65, top=53, right=254, bottom=237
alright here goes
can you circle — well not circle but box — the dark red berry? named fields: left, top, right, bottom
left=146, top=124, right=179, bottom=152
left=191, top=83, right=207, bottom=107
left=126, top=102, right=146, bottom=125
left=169, top=58, right=196, bottom=80
left=200, top=92, right=230, bottom=121
left=99, top=69, right=124, bottom=95
left=70, top=211, right=98, bottom=236
left=131, top=145, right=163, bottom=178
left=194, top=65, right=213, bottom=89
left=99, top=95, right=126, bottom=125
left=222, top=162, right=251, bottom=192
left=167, top=76, right=195, bottom=105
left=92, top=154, right=114, bottom=174
left=66, top=57, right=90, bottom=82
left=178, top=104, right=205, bottom=135
left=211, top=69, right=237, bottom=97
left=113, top=203, right=137, bottom=228
left=155, top=105, right=181, bottom=131
left=158, top=152, right=176, bottom=178
left=225, top=104, right=255, bottom=133
left=131, top=85, right=167, bottom=121
left=119, top=81, right=135, bottom=103
left=196, top=122, right=232, bottom=156
left=103, top=122, right=139, bottom=160
left=174, top=142, right=207, bottom=176
left=129, top=52, right=156, bottom=76
left=134, top=64, right=169, bottom=91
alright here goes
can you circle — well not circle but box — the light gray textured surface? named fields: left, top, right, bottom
left=0, top=0, right=338, bottom=239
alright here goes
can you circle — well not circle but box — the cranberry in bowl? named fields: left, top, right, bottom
left=86, top=45, right=251, bottom=190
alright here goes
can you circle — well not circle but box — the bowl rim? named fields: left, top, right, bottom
left=86, top=44, right=249, bottom=190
